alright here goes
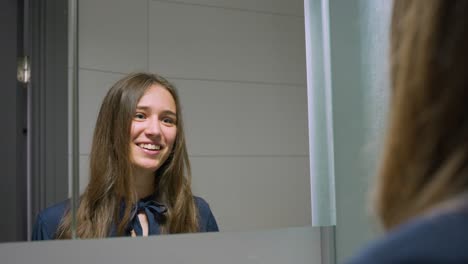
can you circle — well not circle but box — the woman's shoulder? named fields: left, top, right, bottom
left=193, top=196, right=211, bottom=213
left=193, top=196, right=219, bottom=232
left=346, top=209, right=468, bottom=264
left=32, top=200, right=69, bottom=240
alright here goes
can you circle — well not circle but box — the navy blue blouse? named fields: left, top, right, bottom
left=32, top=196, right=219, bottom=240
left=346, top=208, right=468, bottom=264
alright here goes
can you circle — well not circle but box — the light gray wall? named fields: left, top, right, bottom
left=77, top=0, right=311, bottom=232
left=330, top=0, right=392, bottom=262
left=0, top=226, right=322, bottom=264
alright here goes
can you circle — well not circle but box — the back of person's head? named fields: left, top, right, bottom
left=375, top=0, right=468, bottom=230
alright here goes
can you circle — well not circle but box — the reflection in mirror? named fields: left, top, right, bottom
left=35, top=73, right=220, bottom=239
left=0, top=0, right=70, bottom=242
left=73, top=0, right=310, bottom=238
left=27, top=0, right=311, bottom=241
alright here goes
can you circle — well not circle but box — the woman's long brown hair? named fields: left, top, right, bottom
left=56, top=73, right=198, bottom=238
left=375, top=0, right=468, bottom=230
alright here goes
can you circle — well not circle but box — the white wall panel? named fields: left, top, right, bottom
left=191, top=156, right=311, bottom=231
left=152, top=0, right=304, bottom=16
left=148, top=1, right=306, bottom=85
left=172, top=79, right=308, bottom=156
left=79, top=0, right=148, bottom=73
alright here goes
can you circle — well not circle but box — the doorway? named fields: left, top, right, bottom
left=0, top=0, right=69, bottom=242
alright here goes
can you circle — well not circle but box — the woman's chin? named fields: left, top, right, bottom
left=132, top=163, right=160, bottom=174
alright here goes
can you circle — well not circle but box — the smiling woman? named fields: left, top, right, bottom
left=32, top=73, right=219, bottom=240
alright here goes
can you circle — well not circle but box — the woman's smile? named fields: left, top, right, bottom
left=136, top=143, right=162, bottom=155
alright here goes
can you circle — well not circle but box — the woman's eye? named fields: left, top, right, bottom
left=134, top=113, right=146, bottom=119
left=162, top=117, right=175, bottom=125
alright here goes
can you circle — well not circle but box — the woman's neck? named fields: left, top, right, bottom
left=133, top=168, right=156, bottom=199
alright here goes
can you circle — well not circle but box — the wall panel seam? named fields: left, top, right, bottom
left=150, top=0, right=304, bottom=18
left=79, top=153, right=309, bottom=158
left=79, top=67, right=306, bottom=87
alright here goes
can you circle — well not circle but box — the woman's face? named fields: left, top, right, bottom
left=129, top=84, right=177, bottom=174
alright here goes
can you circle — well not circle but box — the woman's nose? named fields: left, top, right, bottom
left=145, top=118, right=161, bottom=137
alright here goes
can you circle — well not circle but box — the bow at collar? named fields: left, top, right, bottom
left=128, top=199, right=167, bottom=236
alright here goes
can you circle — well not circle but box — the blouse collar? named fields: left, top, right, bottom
left=128, top=196, right=167, bottom=236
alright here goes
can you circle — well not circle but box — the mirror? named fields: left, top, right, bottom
left=77, top=0, right=310, bottom=235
